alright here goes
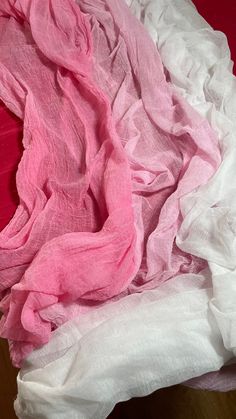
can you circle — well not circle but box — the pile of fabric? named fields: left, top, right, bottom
left=0, top=0, right=235, bottom=418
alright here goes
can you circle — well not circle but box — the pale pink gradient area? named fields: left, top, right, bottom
left=0, top=0, right=220, bottom=367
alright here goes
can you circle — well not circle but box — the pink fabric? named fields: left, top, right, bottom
left=41, top=0, right=223, bottom=327
left=0, top=0, right=137, bottom=366
left=0, top=0, right=220, bottom=367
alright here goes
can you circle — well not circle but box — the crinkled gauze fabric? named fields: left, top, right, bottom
left=127, top=0, right=236, bottom=388
left=0, top=0, right=220, bottom=366
left=14, top=3, right=236, bottom=414
left=15, top=273, right=233, bottom=419
left=23, top=0, right=236, bottom=398
left=39, top=0, right=223, bottom=328
left=0, top=0, right=137, bottom=366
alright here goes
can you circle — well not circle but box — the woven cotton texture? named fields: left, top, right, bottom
left=0, top=0, right=220, bottom=367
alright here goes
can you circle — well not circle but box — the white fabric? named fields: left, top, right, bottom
left=15, top=1, right=236, bottom=418
left=15, top=272, right=232, bottom=419
left=126, top=0, right=236, bottom=358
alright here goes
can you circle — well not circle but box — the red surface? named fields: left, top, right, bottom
left=193, top=0, right=236, bottom=74
left=0, top=1, right=235, bottom=233
left=0, top=103, right=23, bottom=231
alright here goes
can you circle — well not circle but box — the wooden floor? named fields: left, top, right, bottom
left=1, top=338, right=236, bottom=419
left=0, top=338, right=18, bottom=419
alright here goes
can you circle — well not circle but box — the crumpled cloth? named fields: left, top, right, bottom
left=14, top=272, right=234, bottom=419
left=127, top=0, right=236, bottom=392
left=0, top=0, right=220, bottom=366
left=39, top=0, right=222, bottom=327
left=0, top=0, right=138, bottom=366
left=128, top=0, right=236, bottom=365
left=13, top=0, right=236, bottom=416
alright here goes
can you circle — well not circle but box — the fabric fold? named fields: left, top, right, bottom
left=0, top=0, right=137, bottom=366
left=126, top=0, right=236, bottom=389
left=14, top=273, right=233, bottom=419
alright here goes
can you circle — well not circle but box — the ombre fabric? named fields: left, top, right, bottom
left=0, top=0, right=235, bottom=417
left=15, top=272, right=234, bottom=419
left=0, top=0, right=220, bottom=367
left=40, top=0, right=223, bottom=329
left=127, top=0, right=236, bottom=391
left=0, top=0, right=137, bottom=366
